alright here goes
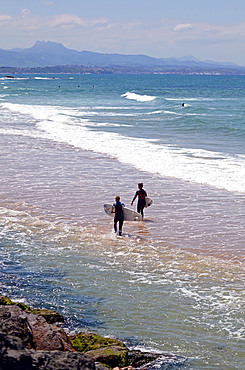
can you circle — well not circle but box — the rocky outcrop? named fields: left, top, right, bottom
left=0, top=305, right=33, bottom=349
left=70, top=332, right=128, bottom=368
left=69, top=331, right=186, bottom=369
left=0, top=305, right=103, bottom=370
left=128, top=350, right=164, bottom=368
left=86, top=346, right=128, bottom=369
left=0, top=305, right=73, bottom=352
left=26, top=312, right=73, bottom=351
left=70, top=331, right=127, bottom=352
left=1, top=347, right=97, bottom=370
left=0, top=296, right=64, bottom=324
left=0, top=297, right=186, bottom=369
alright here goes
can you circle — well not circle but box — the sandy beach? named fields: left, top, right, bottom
left=1, top=125, right=244, bottom=260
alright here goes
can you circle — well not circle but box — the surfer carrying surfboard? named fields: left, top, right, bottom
left=131, top=183, right=147, bottom=220
left=111, top=196, right=125, bottom=236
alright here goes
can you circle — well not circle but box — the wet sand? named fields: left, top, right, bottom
left=1, top=126, right=245, bottom=369
left=1, top=129, right=245, bottom=262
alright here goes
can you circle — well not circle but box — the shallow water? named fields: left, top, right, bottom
left=0, top=74, right=245, bottom=369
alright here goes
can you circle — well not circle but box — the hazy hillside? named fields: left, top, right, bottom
left=1, top=41, right=243, bottom=71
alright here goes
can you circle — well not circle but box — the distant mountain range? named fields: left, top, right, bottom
left=0, top=41, right=244, bottom=74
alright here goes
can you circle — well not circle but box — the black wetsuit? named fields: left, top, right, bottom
left=132, top=189, right=147, bottom=218
left=113, top=201, right=124, bottom=235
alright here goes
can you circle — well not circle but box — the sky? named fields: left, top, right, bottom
left=0, top=0, right=245, bottom=65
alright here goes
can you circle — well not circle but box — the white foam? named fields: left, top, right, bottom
left=165, top=97, right=237, bottom=102
left=2, top=102, right=245, bottom=194
left=163, top=110, right=180, bottom=115
left=94, top=106, right=133, bottom=110
left=121, top=92, right=156, bottom=102
left=165, top=97, right=213, bottom=101
left=34, top=77, right=59, bottom=80
left=0, top=127, right=51, bottom=140
left=0, top=77, right=29, bottom=81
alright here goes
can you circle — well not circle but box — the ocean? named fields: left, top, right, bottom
left=0, top=73, right=244, bottom=369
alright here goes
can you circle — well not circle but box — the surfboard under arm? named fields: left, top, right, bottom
left=104, top=204, right=142, bottom=221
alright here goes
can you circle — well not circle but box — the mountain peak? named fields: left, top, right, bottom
left=1, top=40, right=244, bottom=71
left=28, top=40, right=68, bottom=53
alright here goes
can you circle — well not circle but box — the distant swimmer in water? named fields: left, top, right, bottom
left=182, top=103, right=190, bottom=107
left=131, top=183, right=147, bottom=220
left=111, top=196, right=125, bottom=236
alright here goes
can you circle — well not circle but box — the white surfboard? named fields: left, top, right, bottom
left=104, top=204, right=142, bottom=221
left=145, top=197, right=152, bottom=208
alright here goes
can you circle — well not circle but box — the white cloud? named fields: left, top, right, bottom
left=20, top=9, right=32, bottom=17
left=0, top=14, right=12, bottom=23
left=49, top=14, right=112, bottom=31
left=41, top=0, right=55, bottom=5
left=51, top=14, right=89, bottom=28
left=174, top=23, right=192, bottom=32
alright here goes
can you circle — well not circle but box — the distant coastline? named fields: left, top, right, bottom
left=1, top=65, right=245, bottom=75
left=1, top=41, right=245, bottom=75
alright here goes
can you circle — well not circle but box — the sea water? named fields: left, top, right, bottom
left=0, top=74, right=244, bottom=369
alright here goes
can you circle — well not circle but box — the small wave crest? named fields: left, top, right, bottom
left=2, top=102, right=245, bottom=194
left=34, top=77, right=59, bottom=80
left=121, top=92, right=156, bottom=102
left=0, top=77, right=29, bottom=81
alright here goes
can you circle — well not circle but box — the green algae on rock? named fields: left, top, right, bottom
left=69, top=332, right=126, bottom=352
left=0, top=296, right=64, bottom=324
left=0, top=296, right=30, bottom=311
left=69, top=332, right=128, bottom=368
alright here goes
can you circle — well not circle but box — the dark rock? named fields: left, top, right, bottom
left=26, top=313, right=73, bottom=351
left=29, top=309, right=64, bottom=324
left=0, top=332, right=25, bottom=351
left=0, top=305, right=33, bottom=349
left=0, top=296, right=64, bottom=324
left=28, top=350, right=96, bottom=369
left=0, top=305, right=73, bottom=352
left=86, top=345, right=128, bottom=368
left=95, top=362, right=109, bottom=370
left=0, top=349, right=96, bottom=370
left=128, top=350, right=160, bottom=368
left=0, top=305, right=104, bottom=369
left=0, top=299, right=186, bottom=369
left=128, top=350, right=186, bottom=369
left=0, top=349, right=33, bottom=370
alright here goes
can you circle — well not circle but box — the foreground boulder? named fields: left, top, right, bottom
left=1, top=348, right=96, bottom=370
left=69, top=332, right=186, bottom=369
left=0, top=305, right=73, bottom=352
left=70, top=332, right=128, bottom=368
left=86, top=345, right=128, bottom=368
left=0, top=305, right=103, bottom=369
left=0, top=297, right=186, bottom=369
